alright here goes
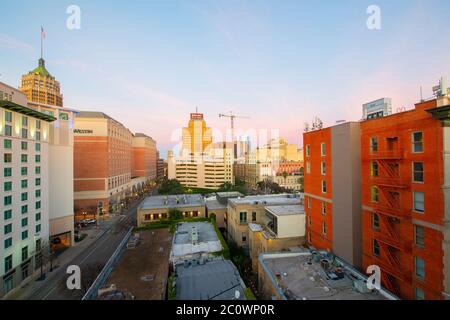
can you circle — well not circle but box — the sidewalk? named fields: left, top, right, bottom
left=5, top=215, right=121, bottom=300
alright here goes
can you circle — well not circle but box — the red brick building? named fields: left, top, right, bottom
left=361, top=97, right=450, bottom=300
left=73, top=111, right=133, bottom=219
left=132, top=133, right=157, bottom=180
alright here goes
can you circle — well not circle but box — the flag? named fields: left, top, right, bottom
left=41, top=26, right=46, bottom=39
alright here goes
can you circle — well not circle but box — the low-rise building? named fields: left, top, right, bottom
left=205, top=191, right=243, bottom=229
left=258, top=250, right=398, bottom=300
left=137, top=194, right=205, bottom=227
left=248, top=204, right=306, bottom=272
left=226, top=194, right=303, bottom=250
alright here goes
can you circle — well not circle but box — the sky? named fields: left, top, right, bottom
left=1, top=0, right=450, bottom=158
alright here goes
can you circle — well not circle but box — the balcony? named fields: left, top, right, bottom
left=370, top=149, right=404, bottom=160
left=371, top=176, right=409, bottom=189
left=373, top=229, right=411, bottom=252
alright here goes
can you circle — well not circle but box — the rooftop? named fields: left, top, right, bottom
left=228, top=194, right=302, bottom=206
left=265, top=205, right=305, bottom=217
left=139, top=194, right=205, bottom=210
left=205, top=198, right=226, bottom=210
left=176, top=259, right=245, bottom=300
left=259, top=251, right=398, bottom=300
left=171, top=222, right=222, bottom=261
left=0, top=100, right=56, bottom=122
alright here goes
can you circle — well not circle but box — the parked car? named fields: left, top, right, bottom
left=79, top=219, right=97, bottom=225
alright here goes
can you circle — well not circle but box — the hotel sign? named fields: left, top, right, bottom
left=74, top=129, right=94, bottom=134
left=190, top=113, right=204, bottom=120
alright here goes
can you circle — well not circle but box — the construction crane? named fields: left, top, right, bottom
left=219, top=111, right=250, bottom=158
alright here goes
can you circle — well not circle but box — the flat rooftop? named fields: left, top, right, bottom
left=260, top=252, right=397, bottom=300
left=266, top=204, right=305, bottom=216
left=216, top=191, right=243, bottom=198
left=103, top=229, right=172, bottom=300
left=205, top=198, right=226, bottom=210
left=228, top=194, right=302, bottom=206
left=139, top=194, right=205, bottom=210
left=171, top=222, right=222, bottom=259
left=176, top=259, right=245, bottom=300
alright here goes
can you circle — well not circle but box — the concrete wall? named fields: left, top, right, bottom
left=277, top=214, right=305, bottom=238
left=331, top=122, right=362, bottom=268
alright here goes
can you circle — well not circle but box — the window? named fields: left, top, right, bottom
left=306, top=145, right=310, bottom=157
left=371, top=161, right=379, bottom=177
left=21, top=141, right=28, bottom=150
left=21, top=167, right=27, bottom=176
left=321, top=143, right=326, bottom=156
left=415, top=287, right=425, bottom=300
left=4, top=125, right=12, bottom=136
left=414, top=225, right=425, bottom=248
left=36, top=120, right=41, bottom=130
left=21, top=154, right=27, bottom=163
left=21, top=180, right=28, bottom=189
left=4, top=238, right=12, bottom=249
left=321, top=202, right=326, bottom=215
left=321, top=180, right=327, bottom=193
left=4, top=195, right=12, bottom=206
left=22, top=116, right=28, bottom=127
left=5, top=111, right=12, bottom=122
left=415, top=256, right=425, bottom=279
left=35, top=190, right=41, bottom=198
left=36, top=131, right=41, bottom=141
left=413, top=162, right=424, bottom=183
left=4, top=223, right=12, bottom=235
left=412, top=132, right=423, bottom=153
left=239, top=211, right=247, bottom=223
left=307, top=197, right=311, bottom=209
left=21, top=205, right=28, bottom=214
left=322, top=221, right=327, bottom=235
left=373, top=239, right=380, bottom=256
left=252, top=211, right=257, bottom=222
left=22, top=246, right=28, bottom=262
left=372, top=213, right=380, bottom=229
left=4, top=167, right=12, bottom=177
left=21, top=217, right=28, bottom=227
left=371, top=186, right=379, bottom=203
left=4, top=181, right=12, bottom=191
left=35, top=201, right=41, bottom=209
left=370, top=137, right=378, bottom=152
left=21, top=128, right=28, bottom=139
left=306, top=161, right=311, bottom=174
left=35, top=167, right=41, bottom=175
left=4, top=153, right=12, bottom=163
left=413, top=191, right=425, bottom=213
left=5, top=255, right=13, bottom=273
left=35, top=178, right=41, bottom=186
left=242, top=235, right=247, bottom=242
left=36, top=239, right=41, bottom=252
left=4, top=210, right=12, bottom=220
left=35, top=212, right=41, bottom=221
left=4, top=139, right=12, bottom=149
left=35, top=155, right=41, bottom=163
left=22, top=230, right=28, bottom=240
left=321, top=161, right=326, bottom=175
left=35, top=143, right=41, bottom=152
left=59, top=112, right=69, bottom=120
left=21, top=192, right=28, bottom=201
left=36, top=224, right=41, bottom=233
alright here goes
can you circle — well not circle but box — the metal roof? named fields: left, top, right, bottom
left=0, top=100, right=56, bottom=122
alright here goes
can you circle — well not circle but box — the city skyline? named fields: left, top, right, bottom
left=2, top=0, right=450, bottom=157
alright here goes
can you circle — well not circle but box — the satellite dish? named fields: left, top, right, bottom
left=234, top=290, right=241, bottom=300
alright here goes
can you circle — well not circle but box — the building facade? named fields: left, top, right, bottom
left=132, top=133, right=157, bottom=181
left=361, top=97, right=450, bottom=300
left=73, top=111, right=133, bottom=219
left=21, top=58, right=76, bottom=248
left=303, top=122, right=363, bottom=268
left=0, top=83, right=55, bottom=297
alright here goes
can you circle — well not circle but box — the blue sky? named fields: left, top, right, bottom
left=1, top=0, right=450, bottom=157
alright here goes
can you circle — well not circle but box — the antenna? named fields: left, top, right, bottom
left=420, top=86, right=424, bottom=102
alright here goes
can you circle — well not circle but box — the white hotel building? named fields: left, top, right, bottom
left=0, top=82, right=54, bottom=297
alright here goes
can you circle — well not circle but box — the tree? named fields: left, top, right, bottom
left=282, top=171, right=289, bottom=187
left=218, top=182, right=234, bottom=192
left=158, top=179, right=185, bottom=195
left=169, top=208, right=183, bottom=221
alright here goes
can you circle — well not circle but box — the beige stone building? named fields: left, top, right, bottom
left=137, top=194, right=205, bottom=227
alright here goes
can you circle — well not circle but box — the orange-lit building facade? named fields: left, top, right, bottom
left=276, top=160, right=304, bottom=175
left=73, top=111, right=133, bottom=219
left=303, top=122, right=363, bottom=268
left=132, top=133, right=157, bottom=180
left=361, top=98, right=450, bottom=300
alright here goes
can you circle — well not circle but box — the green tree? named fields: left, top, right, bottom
left=159, top=179, right=185, bottom=195
left=169, top=208, right=183, bottom=221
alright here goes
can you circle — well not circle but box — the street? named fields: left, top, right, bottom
left=24, top=190, right=156, bottom=300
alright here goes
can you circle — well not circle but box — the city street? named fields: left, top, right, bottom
left=16, top=189, right=157, bottom=300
